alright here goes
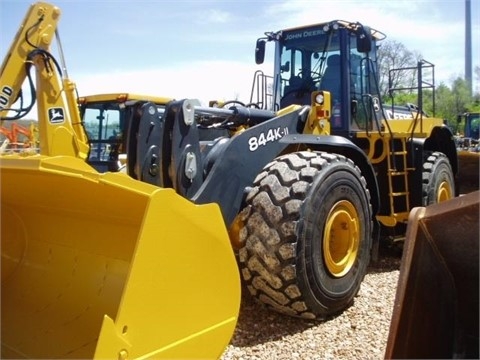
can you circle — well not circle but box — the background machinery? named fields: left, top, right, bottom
left=457, top=111, right=480, bottom=149
left=456, top=112, right=479, bottom=194
left=0, top=121, right=38, bottom=151
left=0, top=3, right=240, bottom=359
left=79, top=21, right=458, bottom=321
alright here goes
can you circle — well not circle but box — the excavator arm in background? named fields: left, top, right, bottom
left=0, top=2, right=89, bottom=158
left=0, top=126, right=14, bottom=142
left=0, top=122, right=38, bottom=149
left=12, top=122, right=38, bottom=147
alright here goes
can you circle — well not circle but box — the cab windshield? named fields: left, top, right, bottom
left=278, top=25, right=333, bottom=106
left=467, top=113, right=480, bottom=139
left=277, top=24, right=378, bottom=130
left=81, top=100, right=167, bottom=172
left=82, top=103, right=123, bottom=162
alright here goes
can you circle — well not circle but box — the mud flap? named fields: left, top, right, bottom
left=1, top=155, right=240, bottom=359
left=385, top=191, right=479, bottom=359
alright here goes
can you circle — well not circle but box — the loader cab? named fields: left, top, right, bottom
left=255, top=21, right=386, bottom=136
left=79, top=93, right=170, bottom=173
left=461, top=112, right=480, bottom=140
left=82, top=104, right=122, bottom=164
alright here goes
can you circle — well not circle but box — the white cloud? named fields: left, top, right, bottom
left=72, top=1, right=467, bottom=103
left=6, top=0, right=479, bottom=122
left=196, top=9, right=232, bottom=24
left=13, top=61, right=273, bottom=121
left=263, top=0, right=477, bottom=85
left=75, top=60, right=271, bottom=106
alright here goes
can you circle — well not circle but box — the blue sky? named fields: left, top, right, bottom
left=1, top=0, right=479, bottom=108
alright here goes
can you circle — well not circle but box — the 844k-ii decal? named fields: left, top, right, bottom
left=248, top=126, right=289, bottom=151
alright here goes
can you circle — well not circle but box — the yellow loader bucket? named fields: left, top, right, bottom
left=1, top=155, right=240, bottom=359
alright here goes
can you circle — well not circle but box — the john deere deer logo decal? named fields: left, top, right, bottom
left=48, top=107, right=65, bottom=124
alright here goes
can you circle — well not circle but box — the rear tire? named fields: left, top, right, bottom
left=422, top=151, right=455, bottom=206
left=237, top=151, right=372, bottom=319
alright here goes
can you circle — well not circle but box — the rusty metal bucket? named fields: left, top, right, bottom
left=385, top=191, right=479, bottom=359
left=457, top=150, right=480, bottom=194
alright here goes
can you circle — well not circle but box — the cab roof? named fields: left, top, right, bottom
left=281, top=20, right=387, bottom=41
left=78, top=93, right=173, bottom=105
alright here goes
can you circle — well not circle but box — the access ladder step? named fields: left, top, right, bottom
left=389, top=171, right=407, bottom=176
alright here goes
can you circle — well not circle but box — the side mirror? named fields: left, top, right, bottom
left=351, top=100, right=358, bottom=119
left=255, top=39, right=266, bottom=64
left=280, top=61, right=290, bottom=73
left=356, top=25, right=372, bottom=53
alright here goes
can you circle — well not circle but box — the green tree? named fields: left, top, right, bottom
left=434, top=78, right=476, bottom=133
left=451, top=78, right=472, bottom=113
left=434, top=84, right=456, bottom=128
left=376, top=39, right=479, bottom=129
left=472, top=65, right=480, bottom=110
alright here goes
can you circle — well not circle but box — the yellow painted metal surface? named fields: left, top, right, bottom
left=78, top=93, right=174, bottom=106
left=0, top=2, right=90, bottom=159
left=0, top=2, right=60, bottom=115
left=323, top=200, right=359, bottom=278
left=1, top=155, right=240, bottom=359
left=381, top=117, right=444, bottom=135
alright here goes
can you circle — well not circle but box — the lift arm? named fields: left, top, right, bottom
left=0, top=2, right=89, bottom=159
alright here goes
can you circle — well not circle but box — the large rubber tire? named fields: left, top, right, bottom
left=422, top=151, right=455, bottom=206
left=237, top=151, right=373, bottom=319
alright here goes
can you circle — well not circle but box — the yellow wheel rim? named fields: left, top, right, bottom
left=437, top=180, right=453, bottom=203
left=323, top=200, right=360, bottom=278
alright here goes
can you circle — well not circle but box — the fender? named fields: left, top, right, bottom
left=280, top=134, right=380, bottom=216
left=412, top=125, right=459, bottom=197
left=192, top=107, right=303, bottom=225
left=423, top=125, right=458, bottom=176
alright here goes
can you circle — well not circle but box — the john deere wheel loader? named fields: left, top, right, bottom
left=0, top=3, right=240, bottom=359
left=78, top=21, right=458, bottom=320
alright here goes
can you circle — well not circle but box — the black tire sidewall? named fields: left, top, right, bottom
left=423, top=152, right=455, bottom=206
left=297, top=162, right=372, bottom=313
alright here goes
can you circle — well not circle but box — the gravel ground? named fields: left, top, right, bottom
left=221, top=245, right=402, bottom=360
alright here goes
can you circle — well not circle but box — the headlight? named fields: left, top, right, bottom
left=315, top=93, right=324, bottom=105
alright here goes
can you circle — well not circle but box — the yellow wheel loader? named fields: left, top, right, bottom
left=77, top=21, right=458, bottom=321
left=0, top=3, right=240, bottom=359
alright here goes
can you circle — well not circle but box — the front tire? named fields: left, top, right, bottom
left=422, top=151, right=455, bottom=206
left=237, top=151, right=373, bottom=319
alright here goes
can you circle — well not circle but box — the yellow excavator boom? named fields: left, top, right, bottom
left=0, top=2, right=89, bottom=158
